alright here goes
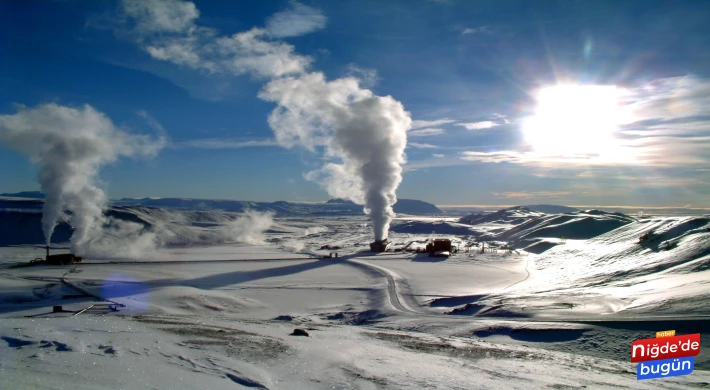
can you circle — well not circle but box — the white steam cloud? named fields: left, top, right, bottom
left=218, top=210, right=274, bottom=245
left=121, top=0, right=411, bottom=242
left=259, top=73, right=410, bottom=241
left=0, top=103, right=165, bottom=255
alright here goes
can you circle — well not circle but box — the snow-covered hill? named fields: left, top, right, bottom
left=529, top=215, right=710, bottom=290
left=459, top=206, right=546, bottom=226
left=524, top=204, right=579, bottom=214
left=446, top=214, right=710, bottom=319
left=496, top=209, right=635, bottom=253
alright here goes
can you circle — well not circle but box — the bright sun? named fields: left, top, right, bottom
left=523, top=84, right=630, bottom=157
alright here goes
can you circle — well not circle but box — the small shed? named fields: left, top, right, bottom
left=46, top=253, right=82, bottom=265
left=426, top=238, right=452, bottom=254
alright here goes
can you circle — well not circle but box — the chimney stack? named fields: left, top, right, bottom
left=45, top=245, right=50, bottom=261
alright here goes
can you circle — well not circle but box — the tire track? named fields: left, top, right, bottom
left=344, top=256, right=710, bottom=324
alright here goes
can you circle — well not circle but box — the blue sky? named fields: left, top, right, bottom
left=1, top=0, right=709, bottom=207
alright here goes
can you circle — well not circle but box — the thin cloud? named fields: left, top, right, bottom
left=407, top=142, right=438, bottom=149
left=461, top=26, right=493, bottom=35
left=628, top=75, right=710, bottom=121
left=493, top=113, right=510, bottom=123
left=119, top=0, right=312, bottom=78
left=410, top=118, right=455, bottom=129
left=403, top=155, right=469, bottom=171
left=265, top=2, right=327, bottom=38
left=122, top=0, right=200, bottom=34
left=408, top=127, right=445, bottom=137
left=456, top=121, right=498, bottom=130
left=460, top=149, right=642, bottom=166
left=346, top=64, right=379, bottom=88
left=455, top=76, right=710, bottom=170
left=492, top=191, right=572, bottom=199
left=137, top=110, right=167, bottom=135
left=176, top=138, right=279, bottom=149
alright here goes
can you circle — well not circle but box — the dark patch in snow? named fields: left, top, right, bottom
left=472, top=326, right=586, bottom=343
left=39, top=340, right=72, bottom=351
left=447, top=303, right=486, bottom=315
left=326, top=312, right=345, bottom=320
left=429, top=294, right=486, bottom=308
left=224, top=372, right=268, bottom=389
left=341, top=367, right=389, bottom=387
left=324, top=309, right=388, bottom=325
left=509, top=329, right=587, bottom=343
left=523, top=240, right=559, bottom=254
left=473, top=304, right=530, bottom=318
left=290, top=328, right=309, bottom=337
left=273, top=315, right=294, bottom=321
left=1, top=336, right=37, bottom=348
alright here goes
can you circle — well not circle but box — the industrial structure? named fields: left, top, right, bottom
left=426, top=238, right=454, bottom=257
left=369, top=239, right=392, bottom=252
left=42, top=245, right=83, bottom=265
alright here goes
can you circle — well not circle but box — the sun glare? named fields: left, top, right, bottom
left=523, top=84, right=630, bottom=158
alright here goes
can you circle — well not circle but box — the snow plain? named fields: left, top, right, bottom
left=1, top=211, right=709, bottom=389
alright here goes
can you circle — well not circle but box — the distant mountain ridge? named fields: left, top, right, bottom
left=0, top=192, right=442, bottom=216
left=524, top=204, right=578, bottom=214
left=325, top=198, right=441, bottom=214
left=0, top=191, right=45, bottom=199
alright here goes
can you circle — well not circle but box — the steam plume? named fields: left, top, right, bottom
left=218, top=210, right=274, bottom=245
left=122, top=0, right=411, bottom=242
left=0, top=103, right=164, bottom=253
left=259, top=73, right=410, bottom=241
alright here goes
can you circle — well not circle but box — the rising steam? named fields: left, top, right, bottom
left=259, top=73, right=410, bottom=241
left=0, top=103, right=165, bottom=254
left=120, top=0, right=411, bottom=242
left=218, top=210, right=274, bottom=245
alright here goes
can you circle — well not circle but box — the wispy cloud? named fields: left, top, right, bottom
left=346, top=64, right=378, bottom=88
left=175, top=138, right=279, bottom=149
left=119, top=0, right=313, bottom=78
left=408, top=127, right=445, bottom=137
left=136, top=110, right=167, bottom=134
left=456, top=120, right=498, bottom=130
left=461, top=26, right=494, bottom=35
left=410, top=118, right=455, bottom=129
left=455, top=76, right=710, bottom=170
left=121, top=0, right=199, bottom=34
left=459, top=149, right=643, bottom=166
left=627, top=76, right=710, bottom=121
left=403, top=155, right=468, bottom=171
left=407, top=142, right=438, bottom=149
left=265, top=1, right=327, bottom=38
left=492, top=191, right=572, bottom=199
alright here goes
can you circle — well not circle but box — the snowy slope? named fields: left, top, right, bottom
left=497, top=210, right=634, bottom=252
left=441, top=215, right=710, bottom=320
left=2, top=205, right=709, bottom=388
left=460, top=206, right=546, bottom=226
left=528, top=215, right=710, bottom=290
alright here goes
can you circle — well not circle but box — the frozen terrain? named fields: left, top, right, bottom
left=1, top=201, right=709, bottom=389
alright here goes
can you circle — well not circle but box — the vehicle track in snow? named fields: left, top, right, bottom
left=344, top=256, right=710, bottom=324
left=345, top=257, right=420, bottom=315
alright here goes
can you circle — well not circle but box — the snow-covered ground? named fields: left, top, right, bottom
left=1, top=211, right=709, bottom=388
